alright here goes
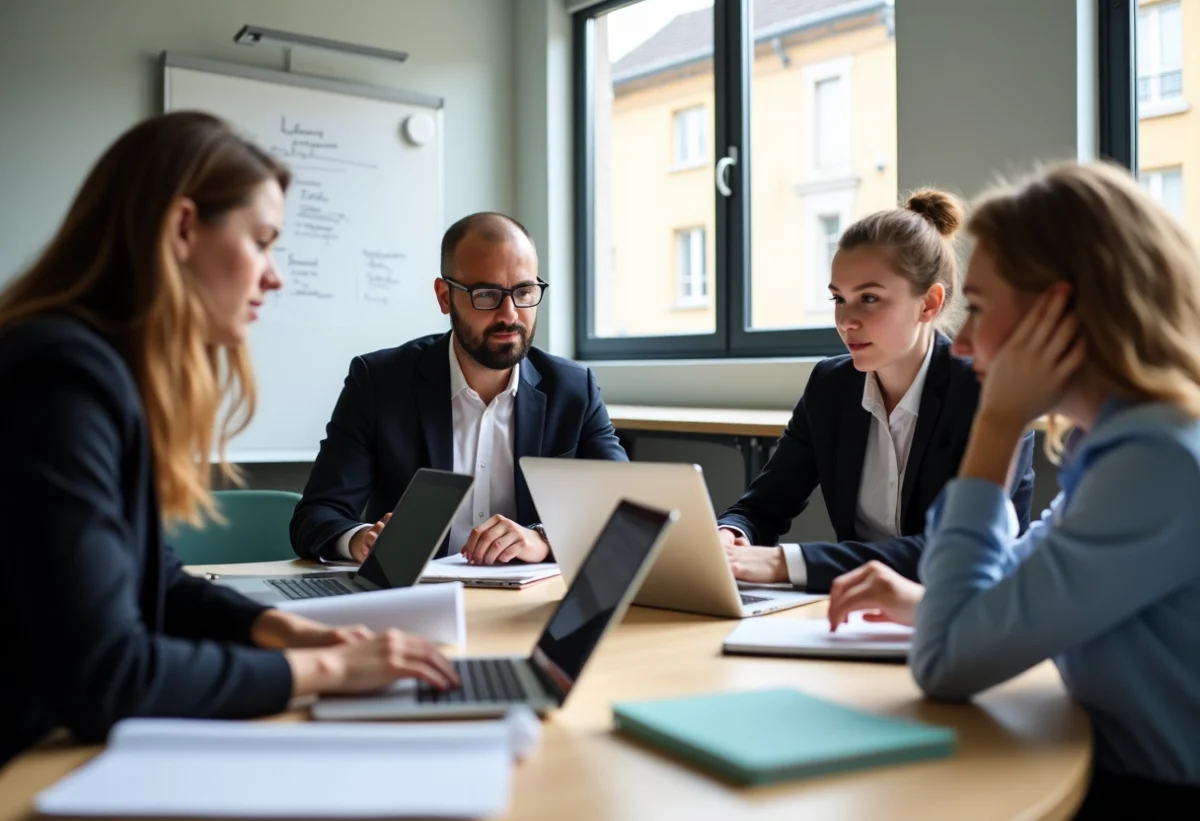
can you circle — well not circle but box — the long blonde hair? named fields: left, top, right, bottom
left=0, top=111, right=290, bottom=525
left=967, top=160, right=1200, bottom=458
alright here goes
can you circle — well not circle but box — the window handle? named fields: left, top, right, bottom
left=715, top=146, right=738, bottom=197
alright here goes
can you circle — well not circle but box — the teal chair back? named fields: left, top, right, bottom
left=167, top=489, right=302, bottom=565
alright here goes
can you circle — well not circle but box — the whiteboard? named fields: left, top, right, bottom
left=163, top=53, right=448, bottom=462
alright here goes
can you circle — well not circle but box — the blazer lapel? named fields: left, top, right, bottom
left=416, top=333, right=454, bottom=471
left=900, top=333, right=952, bottom=522
left=833, top=371, right=871, bottom=539
left=513, top=359, right=546, bottom=521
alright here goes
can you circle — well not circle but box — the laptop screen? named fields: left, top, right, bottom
left=356, top=469, right=474, bottom=590
left=530, top=500, right=672, bottom=699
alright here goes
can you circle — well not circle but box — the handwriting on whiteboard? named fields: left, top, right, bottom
left=264, top=116, right=407, bottom=312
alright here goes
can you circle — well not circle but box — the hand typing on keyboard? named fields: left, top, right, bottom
left=417, top=659, right=529, bottom=704
left=284, top=629, right=461, bottom=697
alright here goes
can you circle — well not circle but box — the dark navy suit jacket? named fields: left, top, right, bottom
left=0, top=316, right=291, bottom=767
left=290, top=332, right=628, bottom=561
left=718, top=333, right=1036, bottom=593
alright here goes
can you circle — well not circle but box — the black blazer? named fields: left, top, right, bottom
left=0, top=316, right=292, bottom=767
left=718, top=334, right=1036, bottom=593
left=290, top=332, right=628, bottom=561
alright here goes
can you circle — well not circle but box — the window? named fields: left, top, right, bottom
left=813, top=214, right=841, bottom=307
left=1104, top=1, right=1196, bottom=247
left=809, top=60, right=853, bottom=176
left=1100, top=1, right=1196, bottom=244
left=575, top=0, right=896, bottom=358
left=673, top=106, right=707, bottom=168
left=1137, top=1, right=1184, bottom=116
left=674, top=227, right=708, bottom=306
left=814, top=78, right=846, bottom=170
left=1139, top=167, right=1185, bottom=221
left=580, top=0, right=717, bottom=343
left=749, top=51, right=872, bottom=333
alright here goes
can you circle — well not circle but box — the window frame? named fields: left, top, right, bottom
left=572, top=0, right=848, bottom=361
left=1099, top=0, right=1137, bottom=169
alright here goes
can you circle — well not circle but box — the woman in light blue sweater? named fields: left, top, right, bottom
left=825, top=161, right=1200, bottom=813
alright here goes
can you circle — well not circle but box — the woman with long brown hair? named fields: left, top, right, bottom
left=0, top=111, right=456, bottom=766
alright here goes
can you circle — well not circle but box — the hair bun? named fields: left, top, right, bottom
left=904, top=189, right=964, bottom=237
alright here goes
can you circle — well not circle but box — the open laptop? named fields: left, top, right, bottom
left=217, top=469, right=474, bottom=605
left=311, top=499, right=678, bottom=720
left=519, top=458, right=824, bottom=619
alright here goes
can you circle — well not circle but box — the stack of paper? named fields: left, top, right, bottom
left=722, top=612, right=912, bottom=661
left=36, top=713, right=538, bottom=818
left=420, top=554, right=560, bottom=588
left=279, top=580, right=465, bottom=646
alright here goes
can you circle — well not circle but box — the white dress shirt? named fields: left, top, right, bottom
left=775, top=337, right=935, bottom=588
left=336, top=340, right=519, bottom=559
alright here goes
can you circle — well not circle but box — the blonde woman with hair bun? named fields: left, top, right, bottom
left=718, top=189, right=1036, bottom=593
left=826, top=161, right=1200, bottom=813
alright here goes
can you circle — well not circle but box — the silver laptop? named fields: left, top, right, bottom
left=519, top=458, right=824, bottom=619
left=311, top=499, right=678, bottom=720
left=218, top=469, right=474, bottom=605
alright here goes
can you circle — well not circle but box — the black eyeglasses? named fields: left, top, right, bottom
left=442, top=276, right=548, bottom=310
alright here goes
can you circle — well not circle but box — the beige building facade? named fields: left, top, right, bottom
left=596, top=0, right=897, bottom=338
left=1137, top=0, right=1199, bottom=240
left=594, top=0, right=1198, bottom=341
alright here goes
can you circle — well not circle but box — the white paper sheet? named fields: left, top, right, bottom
left=723, top=612, right=912, bottom=660
left=36, top=716, right=533, bottom=818
left=278, top=582, right=465, bottom=646
left=420, top=554, right=560, bottom=584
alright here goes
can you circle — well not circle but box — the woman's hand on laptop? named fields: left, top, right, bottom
left=348, top=512, right=392, bottom=563
left=251, top=609, right=374, bottom=649
left=460, top=515, right=550, bottom=565
left=286, top=629, right=461, bottom=696
left=826, top=561, right=923, bottom=631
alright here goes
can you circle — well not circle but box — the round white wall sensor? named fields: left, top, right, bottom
left=402, top=113, right=436, bottom=146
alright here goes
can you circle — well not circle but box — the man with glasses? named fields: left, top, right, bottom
left=290, top=212, right=627, bottom=565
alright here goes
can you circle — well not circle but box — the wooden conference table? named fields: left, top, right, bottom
left=0, top=560, right=1090, bottom=821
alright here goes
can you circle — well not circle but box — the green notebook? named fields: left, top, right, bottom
left=612, top=688, right=956, bottom=786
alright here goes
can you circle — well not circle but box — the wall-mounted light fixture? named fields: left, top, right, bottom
left=233, top=25, right=408, bottom=64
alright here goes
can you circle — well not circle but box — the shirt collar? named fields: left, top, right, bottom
left=861, top=335, right=935, bottom=420
left=448, top=337, right=520, bottom=401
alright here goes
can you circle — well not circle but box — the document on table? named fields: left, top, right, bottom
left=279, top=582, right=465, bottom=646
left=35, top=713, right=538, bottom=818
left=722, top=612, right=912, bottom=661
left=420, top=554, right=560, bottom=587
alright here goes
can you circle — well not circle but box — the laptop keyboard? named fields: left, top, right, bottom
left=417, top=659, right=530, bottom=704
left=740, top=593, right=771, bottom=605
left=267, top=577, right=357, bottom=600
